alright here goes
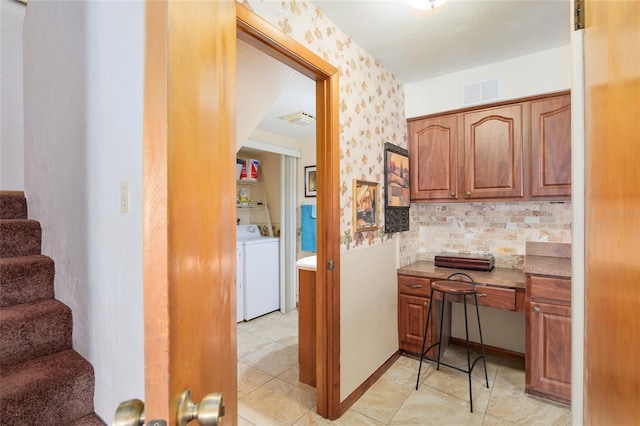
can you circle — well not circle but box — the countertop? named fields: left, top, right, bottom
left=522, top=256, right=571, bottom=278
left=522, top=242, right=572, bottom=278
left=397, top=261, right=526, bottom=289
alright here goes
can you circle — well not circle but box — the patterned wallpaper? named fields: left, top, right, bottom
left=243, top=0, right=407, bottom=253
left=400, top=201, right=573, bottom=269
left=244, top=1, right=573, bottom=263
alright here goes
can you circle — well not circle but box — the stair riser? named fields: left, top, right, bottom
left=0, top=194, right=27, bottom=220
left=0, top=220, right=42, bottom=257
left=0, top=256, right=55, bottom=307
left=0, top=301, right=72, bottom=368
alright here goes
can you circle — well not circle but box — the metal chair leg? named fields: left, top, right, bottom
left=416, top=288, right=435, bottom=390
left=463, top=295, right=474, bottom=413
left=474, top=292, right=489, bottom=389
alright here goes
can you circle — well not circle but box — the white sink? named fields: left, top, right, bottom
left=296, top=255, right=317, bottom=271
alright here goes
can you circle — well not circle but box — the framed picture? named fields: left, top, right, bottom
left=305, top=166, right=317, bottom=197
left=353, top=180, right=379, bottom=232
left=384, top=142, right=410, bottom=233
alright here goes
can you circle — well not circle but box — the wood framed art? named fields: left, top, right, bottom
left=384, top=142, right=410, bottom=233
left=353, top=180, right=379, bottom=232
left=305, top=165, right=317, bottom=197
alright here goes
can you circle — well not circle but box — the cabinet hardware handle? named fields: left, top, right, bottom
left=406, top=283, right=423, bottom=289
left=533, top=306, right=540, bottom=313
left=477, top=293, right=487, bottom=297
left=423, top=301, right=428, bottom=307
left=465, top=191, right=472, bottom=197
left=450, top=191, right=456, bottom=197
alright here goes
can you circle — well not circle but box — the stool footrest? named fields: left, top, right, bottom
left=418, top=353, right=487, bottom=377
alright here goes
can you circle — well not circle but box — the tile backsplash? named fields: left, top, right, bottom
left=399, top=201, right=572, bottom=269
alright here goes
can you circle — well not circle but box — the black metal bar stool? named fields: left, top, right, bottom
left=415, top=272, right=489, bottom=413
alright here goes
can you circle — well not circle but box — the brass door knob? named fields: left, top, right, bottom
left=177, top=389, right=225, bottom=426
left=114, top=399, right=145, bottom=426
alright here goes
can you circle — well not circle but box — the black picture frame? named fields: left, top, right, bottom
left=384, top=142, right=410, bottom=233
left=305, top=165, right=317, bottom=197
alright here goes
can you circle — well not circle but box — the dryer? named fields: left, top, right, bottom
left=236, top=225, right=280, bottom=321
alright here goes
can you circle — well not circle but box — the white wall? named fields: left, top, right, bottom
left=1, top=0, right=26, bottom=191
left=405, top=45, right=572, bottom=118
left=340, top=240, right=398, bottom=400
left=23, top=1, right=144, bottom=421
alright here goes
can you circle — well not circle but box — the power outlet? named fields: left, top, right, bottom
left=120, top=181, right=130, bottom=213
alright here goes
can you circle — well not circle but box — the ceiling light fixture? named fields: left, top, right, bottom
left=279, top=111, right=316, bottom=127
left=408, top=0, right=449, bottom=10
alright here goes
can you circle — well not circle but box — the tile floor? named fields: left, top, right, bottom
left=237, top=310, right=571, bottom=425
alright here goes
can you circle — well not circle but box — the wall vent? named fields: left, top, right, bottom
left=460, top=77, right=502, bottom=106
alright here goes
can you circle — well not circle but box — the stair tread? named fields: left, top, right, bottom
left=1, top=298, right=72, bottom=367
left=0, top=253, right=52, bottom=266
left=1, top=349, right=95, bottom=424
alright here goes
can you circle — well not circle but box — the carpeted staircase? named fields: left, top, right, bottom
left=0, top=193, right=106, bottom=425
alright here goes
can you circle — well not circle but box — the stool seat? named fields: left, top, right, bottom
left=431, top=280, right=477, bottom=295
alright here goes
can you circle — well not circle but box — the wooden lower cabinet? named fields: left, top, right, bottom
left=398, top=275, right=449, bottom=358
left=526, top=275, right=571, bottom=405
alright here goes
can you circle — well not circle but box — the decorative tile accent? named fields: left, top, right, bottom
left=399, top=202, right=572, bottom=268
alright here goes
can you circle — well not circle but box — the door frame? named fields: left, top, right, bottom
left=236, top=5, right=342, bottom=420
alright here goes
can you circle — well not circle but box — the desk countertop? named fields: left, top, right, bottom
left=522, top=255, right=572, bottom=278
left=397, top=261, right=526, bottom=289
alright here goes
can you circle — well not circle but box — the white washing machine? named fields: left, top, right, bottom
left=236, top=225, right=280, bottom=321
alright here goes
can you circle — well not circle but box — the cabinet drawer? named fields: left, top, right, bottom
left=433, top=284, right=517, bottom=311
left=527, top=275, right=571, bottom=305
left=398, top=275, right=431, bottom=297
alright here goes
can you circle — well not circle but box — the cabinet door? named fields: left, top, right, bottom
left=398, top=293, right=430, bottom=354
left=526, top=301, right=571, bottom=405
left=530, top=95, right=572, bottom=198
left=408, top=115, right=459, bottom=201
left=463, top=104, right=524, bottom=199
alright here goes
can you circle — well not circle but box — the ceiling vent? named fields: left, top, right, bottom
left=279, top=111, right=316, bottom=126
left=460, top=77, right=502, bottom=106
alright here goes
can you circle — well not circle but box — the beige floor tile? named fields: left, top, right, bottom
left=350, top=377, right=413, bottom=424
left=389, top=388, right=485, bottom=425
left=237, top=415, right=255, bottom=426
left=277, top=332, right=300, bottom=348
left=242, top=342, right=299, bottom=377
left=294, top=407, right=385, bottom=425
left=486, top=379, right=571, bottom=425
left=238, top=329, right=273, bottom=359
left=494, top=357, right=526, bottom=389
left=415, top=354, right=493, bottom=413
left=482, top=413, right=519, bottom=425
left=238, top=378, right=316, bottom=426
left=238, top=361, right=274, bottom=398
left=380, top=354, right=433, bottom=391
left=278, top=365, right=316, bottom=393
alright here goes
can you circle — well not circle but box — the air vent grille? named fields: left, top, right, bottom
left=460, top=78, right=502, bottom=106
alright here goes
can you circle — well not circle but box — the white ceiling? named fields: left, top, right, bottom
left=241, top=0, right=571, bottom=142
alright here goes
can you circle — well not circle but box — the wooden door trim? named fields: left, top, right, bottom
left=236, top=4, right=341, bottom=420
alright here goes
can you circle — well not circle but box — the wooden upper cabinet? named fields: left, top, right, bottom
left=407, top=91, right=571, bottom=203
left=408, top=115, right=458, bottom=201
left=530, top=95, right=572, bottom=198
left=463, top=104, right=524, bottom=199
